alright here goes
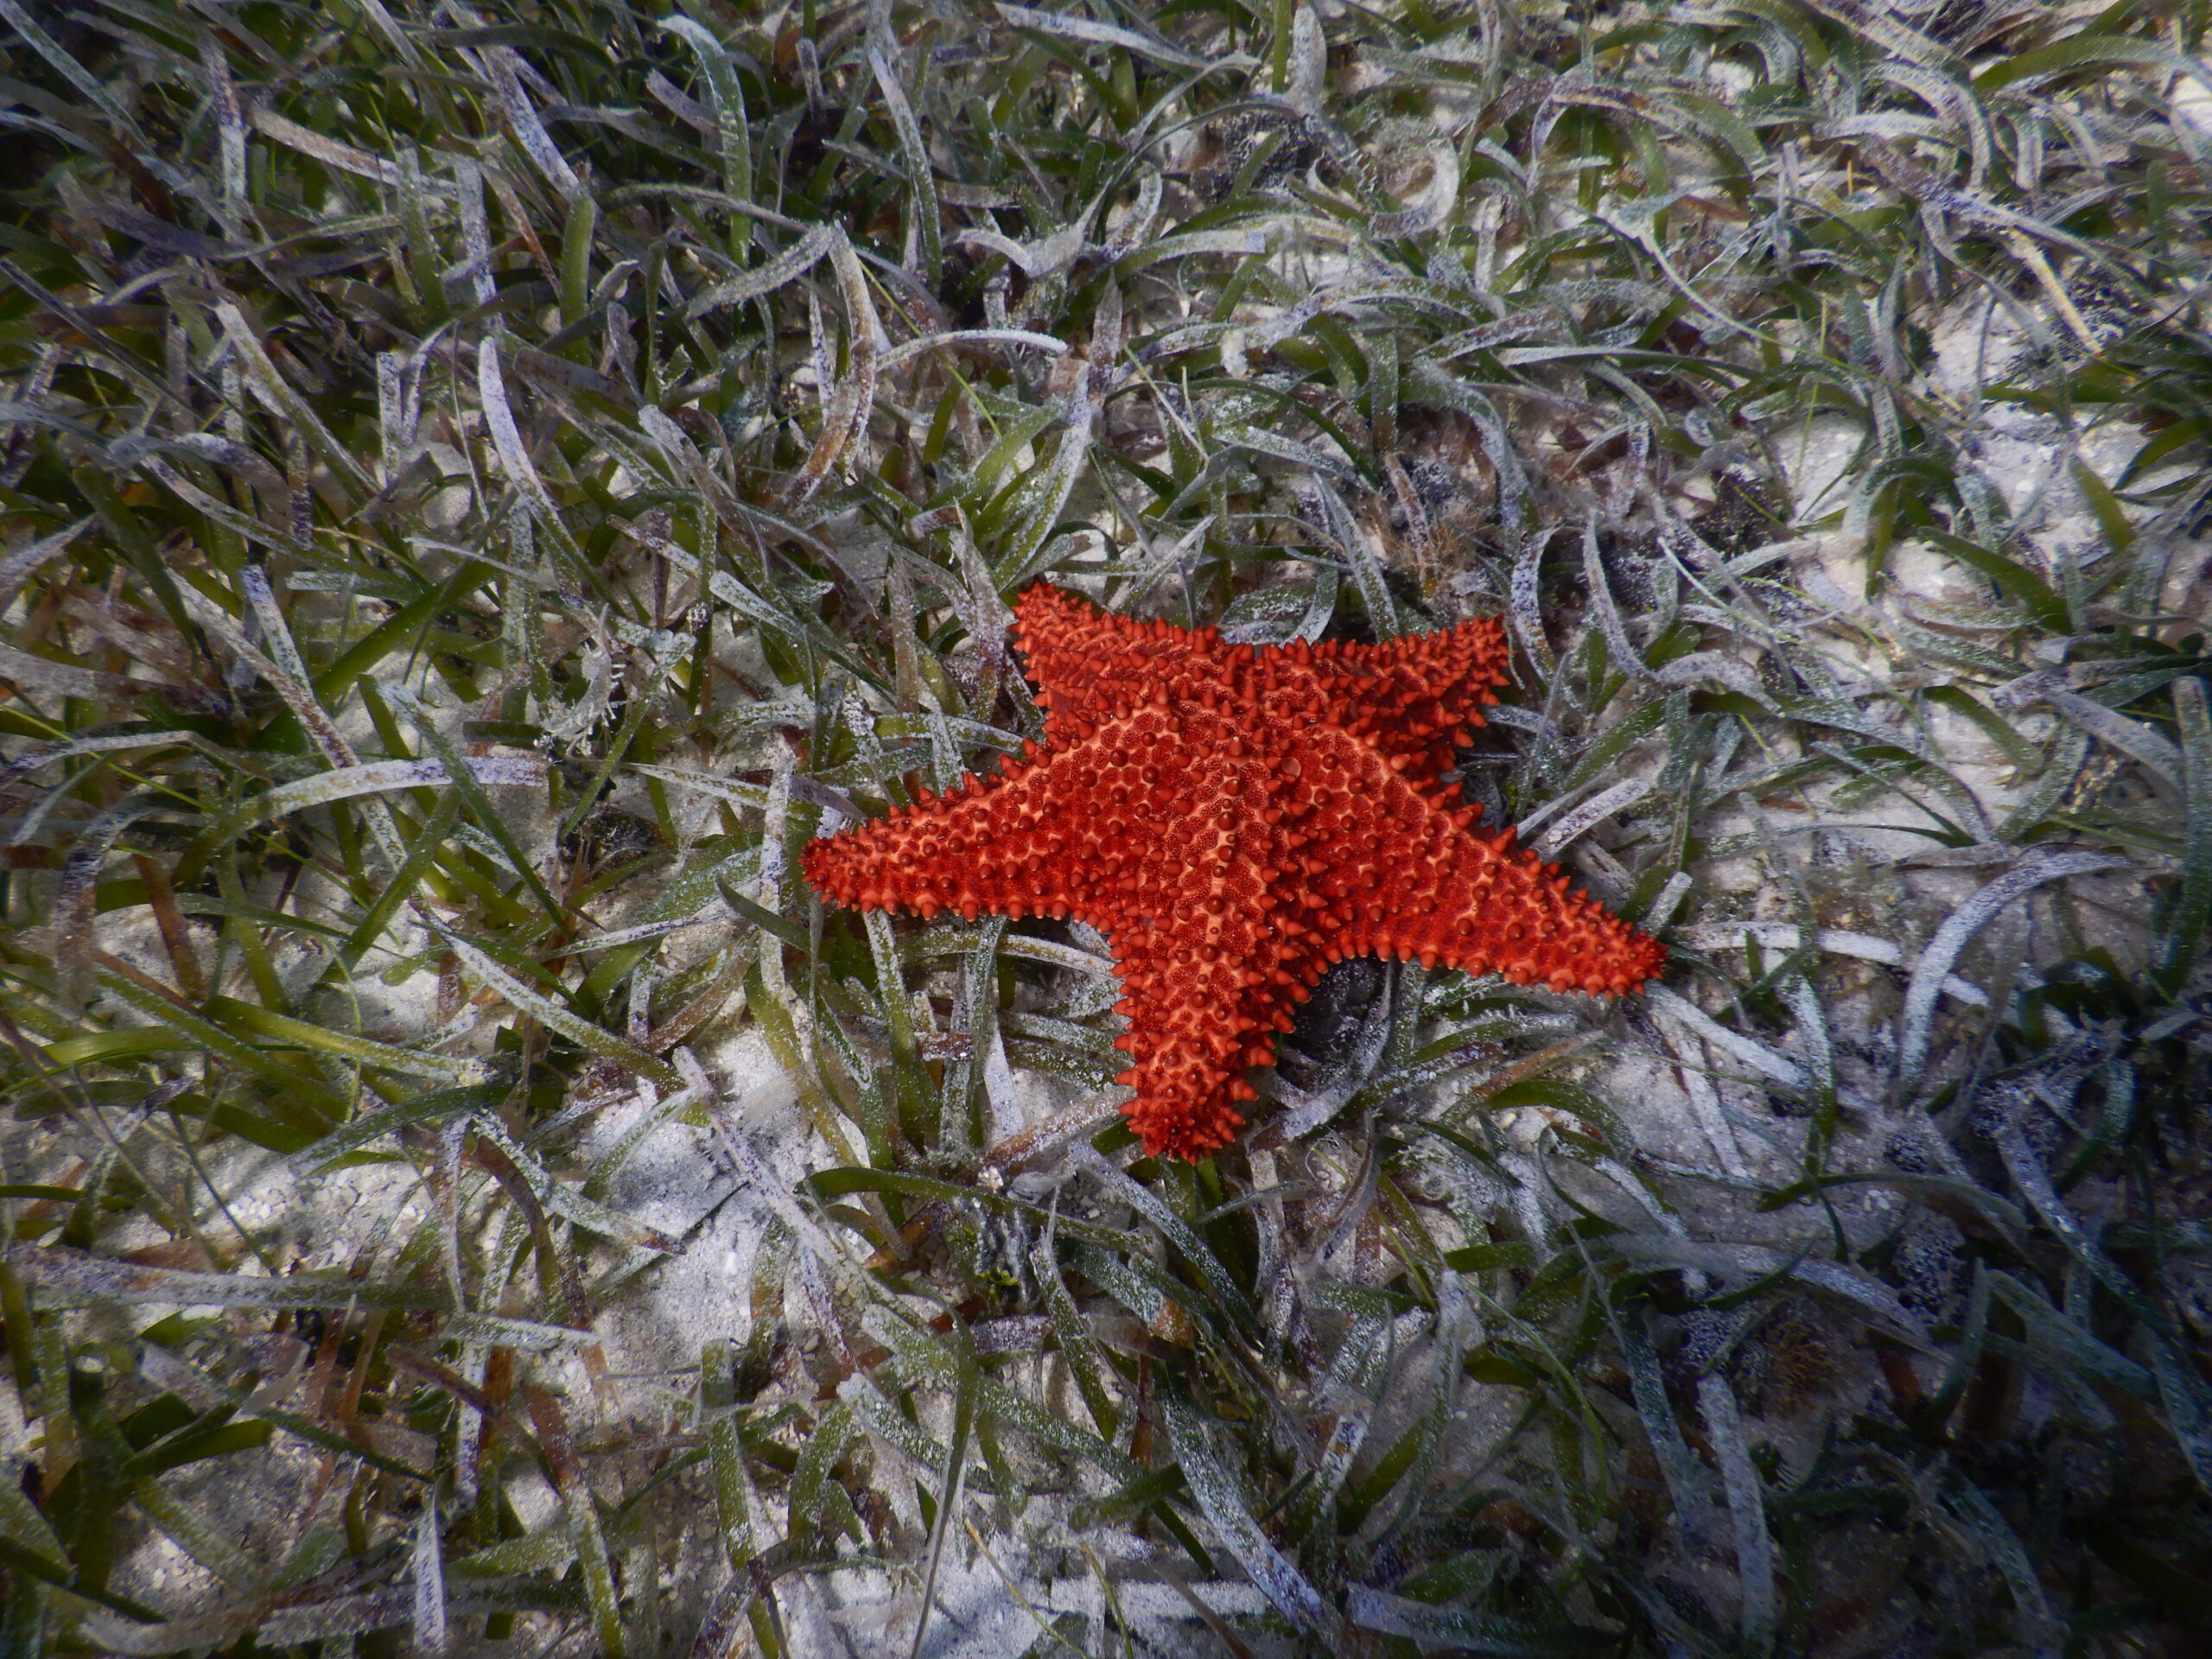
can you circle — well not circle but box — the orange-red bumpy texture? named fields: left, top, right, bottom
left=802, top=584, right=1667, bottom=1160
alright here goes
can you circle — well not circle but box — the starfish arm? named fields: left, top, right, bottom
left=1106, top=910, right=1287, bottom=1160
left=800, top=707, right=1194, bottom=929
left=1014, top=584, right=1240, bottom=740
left=1412, top=831, right=1666, bottom=995
left=1096, top=716, right=1327, bottom=1157
left=1298, top=618, right=1513, bottom=785
left=1278, top=727, right=1666, bottom=997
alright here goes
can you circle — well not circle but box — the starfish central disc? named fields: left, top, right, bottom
left=802, top=584, right=1666, bottom=1160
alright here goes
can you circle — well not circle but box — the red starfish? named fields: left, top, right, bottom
left=803, top=585, right=1665, bottom=1160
